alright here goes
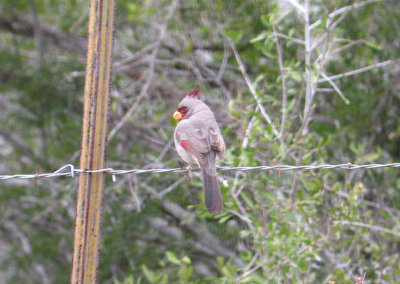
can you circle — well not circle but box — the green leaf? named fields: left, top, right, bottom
left=250, top=32, right=268, bottom=43
left=166, top=251, right=181, bottom=265
left=240, top=230, right=252, bottom=238
left=218, top=213, right=232, bottom=224
left=180, top=266, right=193, bottom=282
left=282, top=213, right=296, bottom=223
left=223, top=29, right=243, bottom=42
left=364, top=40, right=381, bottom=51
left=298, top=257, right=309, bottom=271
left=298, top=189, right=304, bottom=200
left=300, top=177, right=315, bottom=190
left=260, top=14, right=271, bottom=25
left=360, top=151, right=381, bottom=163
left=379, top=210, right=391, bottom=219
left=182, top=256, right=191, bottom=265
left=228, top=100, right=241, bottom=119
left=141, top=265, right=160, bottom=283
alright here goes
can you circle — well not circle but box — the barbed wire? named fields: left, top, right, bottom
left=0, top=162, right=399, bottom=182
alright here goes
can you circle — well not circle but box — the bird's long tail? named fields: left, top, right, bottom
left=201, top=152, right=223, bottom=213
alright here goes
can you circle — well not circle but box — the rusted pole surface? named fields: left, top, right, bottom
left=71, top=0, right=115, bottom=283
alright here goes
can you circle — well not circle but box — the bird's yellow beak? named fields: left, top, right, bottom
left=173, top=111, right=183, bottom=120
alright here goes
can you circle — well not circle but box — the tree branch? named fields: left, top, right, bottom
left=0, top=16, right=86, bottom=54
left=317, top=60, right=393, bottom=83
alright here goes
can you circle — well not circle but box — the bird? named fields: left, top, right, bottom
left=173, top=88, right=226, bottom=213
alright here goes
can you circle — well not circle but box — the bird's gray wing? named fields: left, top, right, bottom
left=175, top=120, right=211, bottom=165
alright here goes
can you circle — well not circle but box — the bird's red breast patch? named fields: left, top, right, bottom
left=179, top=140, right=190, bottom=151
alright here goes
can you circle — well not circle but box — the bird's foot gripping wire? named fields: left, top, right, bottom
left=178, top=160, right=192, bottom=179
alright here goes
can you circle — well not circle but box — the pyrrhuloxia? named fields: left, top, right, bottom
left=173, top=88, right=225, bottom=213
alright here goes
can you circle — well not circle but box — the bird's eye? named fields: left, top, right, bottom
left=180, top=107, right=188, bottom=113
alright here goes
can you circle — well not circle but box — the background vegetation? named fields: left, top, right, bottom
left=0, top=0, right=399, bottom=283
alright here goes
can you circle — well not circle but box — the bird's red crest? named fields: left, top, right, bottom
left=186, top=88, right=200, bottom=98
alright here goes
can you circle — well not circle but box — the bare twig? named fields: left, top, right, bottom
left=157, top=176, right=186, bottom=199
left=108, top=0, right=179, bottom=141
left=237, top=258, right=268, bottom=280
left=318, top=60, right=392, bottom=83
left=227, top=37, right=279, bottom=137
left=308, top=19, right=322, bottom=31
left=241, top=251, right=260, bottom=274
left=69, top=6, right=89, bottom=33
left=128, top=177, right=142, bottom=211
left=311, top=0, right=380, bottom=52
left=320, top=72, right=350, bottom=104
left=115, top=41, right=159, bottom=68
left=161, top=200, right=245, bottom=267
left=316, top=88, right=334, bottom=92
left=216, top=39, right=229, bottom=81
left=227, top=209, right=254, bottom=231
left=331, top=39, right=365, bottom=54
left=335, top=220, right=400, bottom=237
left=286, top=0, right=305, bottom=13
left=230, top=105, right=258, bottom=226
left=329, top=10, right=348, bottom=32
left=300, top=0, right=313, bottom=135
left=273, top=32, right=305, bottom=45
left=329, top=0, right=382, bottom=19
left=231, top=114, right=257, bottom=197
left=273, top=24, right=288, bottom=139
left=156, top=137, right=174, bottom=165
left=299, top=0, right=385, bottom=137
left=28, top=0, right=43, bottom=68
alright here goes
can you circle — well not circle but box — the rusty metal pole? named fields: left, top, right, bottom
left=71, top=0, right=115, bottom=283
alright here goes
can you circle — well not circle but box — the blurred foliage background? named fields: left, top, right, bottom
left=0, top=0, right=399, bottom=283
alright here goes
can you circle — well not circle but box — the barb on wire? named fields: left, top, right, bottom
left=0, top=163, right=399, bottom=181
